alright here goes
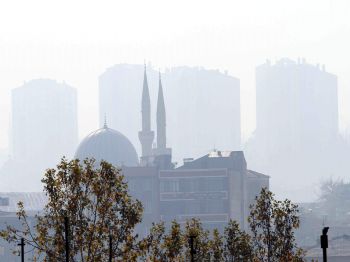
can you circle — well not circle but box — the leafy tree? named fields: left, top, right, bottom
left=318, top=178, right=350, bottom=223
left=163, top=220, right=184, bottom=261
left=223, top=220, right=252, bottom=261
left=209, top=228, right=224, bottom=261
left=0, top=158, right=143, bottom=262
left=248, top=188, right=304, bottom=262
left=319, top=177, right=344, bottom=201
left=184, top=218, right=210, bottom=261
left=140, top=220, right=184, bottom=262
left=140, top=221, right=166, bottom=261
left=141, top=218, right=212, bottom=261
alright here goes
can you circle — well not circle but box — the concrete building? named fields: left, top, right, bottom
left=159, top=151, right=268, bottom=231
left=11, top=79, right=78, bottom=164
left=123, top=166, right=160, bottom=235
left=255, top=58, right=338, bottom=154
left=245, top=58, right=347, bottom=201
left=0, top=193, right=46, bottom=261
left=0, top=79, right=78, bottom=191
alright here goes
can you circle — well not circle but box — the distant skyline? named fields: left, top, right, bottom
left=0, top=0, right=350, bottom=151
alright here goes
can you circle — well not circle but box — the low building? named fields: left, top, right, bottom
left=159, top=151, right=268, bottom=231
left=0, top=193, right=46, bottom=261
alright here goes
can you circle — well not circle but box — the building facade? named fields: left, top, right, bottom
left=255, top=58, right=338, bottom=155
left=12, top=79, right=78, bottom=164
left=245, top=58, right=346, bottom=201
left=0, top=193, right=47, bottom=261
left=159, top=151, right=268, bottom=231
left=1, top=79, right=78, bottom=191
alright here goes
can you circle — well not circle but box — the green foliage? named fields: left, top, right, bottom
left=209, top=229, right=224, bottom=261
left=139, top=220, right=184, bottom=262
left=248, top=188, right=305, bottom=262
left=164, top=221, right=184, bottom=260
left=140, top=221, right=167, bottom=261
left=223, top=220, right=252, bottom=261
left=0, top=158, right=143, bottom=261
left=184, top=218, right=211, bottom=261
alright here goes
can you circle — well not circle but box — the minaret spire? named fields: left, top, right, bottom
left=153, top=70, right=172, bottom=169
left=138, top=63, right=154, bottom=165
left=157, top=71, right=166, bottom=149
left=142, top=63, right=151, bottom=131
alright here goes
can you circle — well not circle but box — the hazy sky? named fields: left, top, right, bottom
left=0, top=0, right=350, bottom=150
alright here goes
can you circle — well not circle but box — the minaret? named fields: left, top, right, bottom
left=154, top=71, right=172, bottom=169
left=138, top=64, right=154, bottom=165
left=156, top=72, right=166, bottom=149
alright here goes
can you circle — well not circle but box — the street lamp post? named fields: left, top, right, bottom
left=188, top=233, right=196, bottom=262
left=321, top=227, right=329, bottom=262
left=18, top=238, right=25, bottom=262
left=109, top=233, right=113, bottom=262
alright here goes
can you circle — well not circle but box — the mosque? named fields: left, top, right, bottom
left=75, top=66, right=269, bottom=234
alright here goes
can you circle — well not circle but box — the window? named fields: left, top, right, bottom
left=160, top=179, right=179, bottom=192
left=143, top=200, right=152, bottom=214
left=128, top=178, right=153, bottom=192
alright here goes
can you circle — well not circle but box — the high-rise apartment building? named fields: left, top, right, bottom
left=10, top=79, right=78, bottom=184
left=246, top=58, right=344, bottom=201
left=255, top=58, right=338, bottom=153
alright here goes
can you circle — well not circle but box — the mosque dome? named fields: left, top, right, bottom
left=75, top=123, right=139, bottom=167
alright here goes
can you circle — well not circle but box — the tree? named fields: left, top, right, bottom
left=248, top=188, right=304, bottom=262
left=139, top=220, right=184, bottom=262
left=209, top=229, right=224, bottom=261
left=0, top=158, right=143, bottom=262
left=319, top=177, right=344, bottom=203
left=140, top=221, right=166, bottom=261
left=184, top=218, right=210, bottom=261
left=163, top=220, right=184, bottom=261
left=318, top=178, right=350, bottom=223
left=223, top=220, right=252, bottom=261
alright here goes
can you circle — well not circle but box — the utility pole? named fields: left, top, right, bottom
left=64, top=216, right=70, bottom=262
left=18, top=238, right=25, bottom=262
left=321, top=227, right=329, bottom=262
